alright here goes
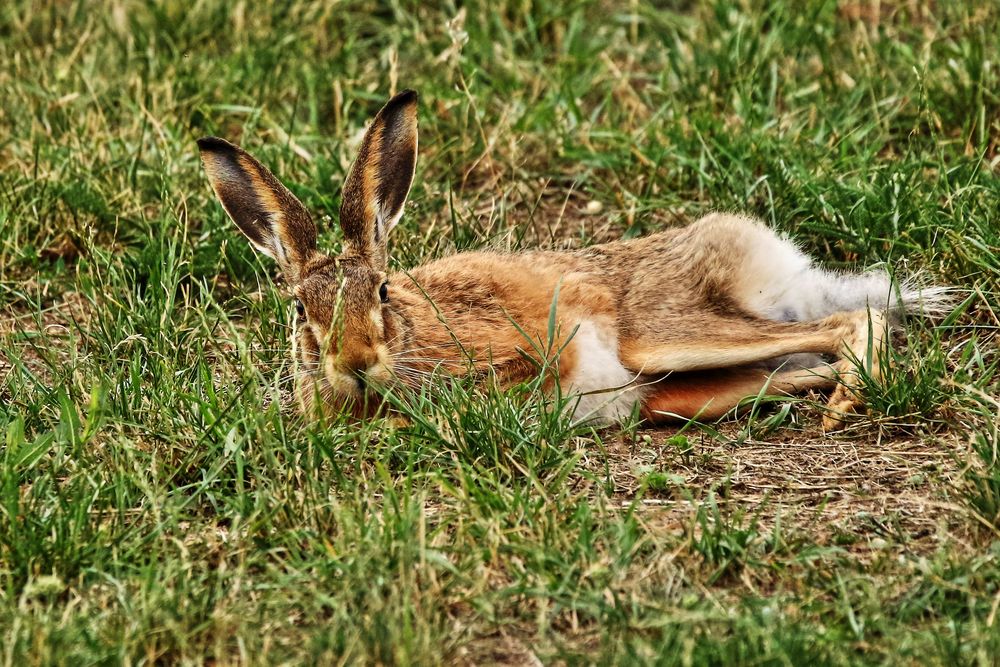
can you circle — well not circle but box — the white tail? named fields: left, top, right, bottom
left=729, top=222, right=955, bottom=323
left=809, top=269, right=956, bottom=321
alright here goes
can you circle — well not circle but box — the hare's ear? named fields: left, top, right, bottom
left=339, top=89, right=418, bottom=264
left=197, top=137, right=317, bottom=283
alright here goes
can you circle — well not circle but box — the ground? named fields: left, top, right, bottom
left=1, top=1, right=999, bottom=664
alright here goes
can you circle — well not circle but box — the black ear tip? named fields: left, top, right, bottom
left=197, top=136, right=238, bottom=153
left=389, top=89, right=418, bottom=106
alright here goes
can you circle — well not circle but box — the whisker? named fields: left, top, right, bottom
left=390, top=342, right=461, bottom=355
left=392, top=357, right=466, bottom=366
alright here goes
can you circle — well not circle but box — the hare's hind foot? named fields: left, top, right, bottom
left=821, top=309, right=889, bottom=431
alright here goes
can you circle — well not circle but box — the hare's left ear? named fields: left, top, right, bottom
left=198, top=137, right=318, bottom=284
left=339, top=89, right=418, bottom=266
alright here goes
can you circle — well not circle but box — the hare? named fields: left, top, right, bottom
left=198, top=90, right=946, bottom=430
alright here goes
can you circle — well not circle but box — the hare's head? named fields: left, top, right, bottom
left=198, top=90, right=418, bottom=416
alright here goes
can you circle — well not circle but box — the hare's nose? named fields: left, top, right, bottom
left=340, top=348, right=380, bottom=376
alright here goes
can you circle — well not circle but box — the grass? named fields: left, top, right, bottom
left=1, top=0, right=999, bottom=663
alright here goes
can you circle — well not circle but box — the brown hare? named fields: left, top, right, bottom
left=198, top=90, right=947, bottom=430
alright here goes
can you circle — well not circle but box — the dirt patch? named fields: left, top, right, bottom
left=586, top=419, right=973, bottom=557
left=0, top=290, right=93, bottom=393
left=454, top=630, right=545, bottom=667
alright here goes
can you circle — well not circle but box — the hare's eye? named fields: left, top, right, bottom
left=295, top=299, right=306, bottom=320
left=379, top=282, right=389, bottom=304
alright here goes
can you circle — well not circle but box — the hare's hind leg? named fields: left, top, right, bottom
left=641, top=364, right=839, bottom=423
left=621, top=309, right=876, bottom=373
left=623, top=308, right=889, bottom=427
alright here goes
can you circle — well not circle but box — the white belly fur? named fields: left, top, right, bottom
left=563, top=320, right=643, bottom=424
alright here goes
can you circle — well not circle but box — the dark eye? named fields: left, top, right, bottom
left=379, top=282, right=389, bottom=303
left=295, top=299, right=306, bottom=320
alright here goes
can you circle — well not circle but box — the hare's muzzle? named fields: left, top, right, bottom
left=322, top=345, right=392, bottom=399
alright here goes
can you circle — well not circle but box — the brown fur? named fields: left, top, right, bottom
left=199, top=91, right=895, bottom=431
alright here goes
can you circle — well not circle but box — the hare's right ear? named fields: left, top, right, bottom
left=339, top=89, right=418, bottom=265
left=197, top=137, right=317, bottom=283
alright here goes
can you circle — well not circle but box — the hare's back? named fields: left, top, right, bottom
left=397, top=249, right=606, bottom=336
